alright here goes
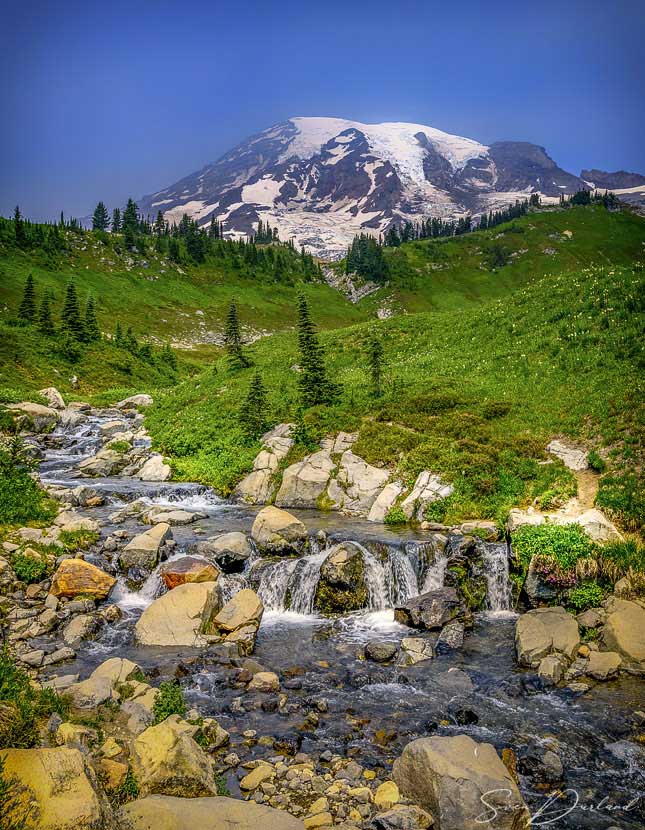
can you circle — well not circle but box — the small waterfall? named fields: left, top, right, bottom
left=289, top=550, right=328, bottom=614
left=482, top=542, right=513, bottom=613
left=219, top=573, right=249, bottom=604
left=356, top=544, right=388, bottom=611
left=422, top=553, right=448, bottom=592
left=386, top=548, right=419, bottom=605
left=256, top=559, right=298, bottom=611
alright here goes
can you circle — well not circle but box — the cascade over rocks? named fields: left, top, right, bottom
left=251, top=506, right=307, bottom=556
left=77, top=447, right=128, bottom=477
left=120, top=795, right=306, bottom=830
left=393, top=735, right=530, bottom=830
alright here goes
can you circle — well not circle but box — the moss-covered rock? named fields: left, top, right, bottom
left=314, top=541, right=368, bottom=615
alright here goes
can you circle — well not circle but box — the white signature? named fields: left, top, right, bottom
left=476, top=788, right=642, bottom=826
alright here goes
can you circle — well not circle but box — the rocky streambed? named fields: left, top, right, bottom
left=2, top=398, right=644, bottom=830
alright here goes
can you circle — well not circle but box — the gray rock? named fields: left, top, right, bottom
left=394, top=587, right=465, bottom=631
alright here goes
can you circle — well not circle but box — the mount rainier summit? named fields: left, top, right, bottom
left=139, top=116, right=603, bottom=258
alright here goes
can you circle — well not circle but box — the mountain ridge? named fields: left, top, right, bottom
left=137, top=116, right=598, bottom=258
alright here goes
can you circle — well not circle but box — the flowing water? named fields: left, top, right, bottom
left=37, top=413, right=645, bottom=829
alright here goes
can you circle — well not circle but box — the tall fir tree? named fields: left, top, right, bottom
left=114, top=321, right=124, bottom=347
left=17, top=273, right=36, bottom=323
left=238, top=372, right=268, bottom=440
left=111, top=208, right=122, bottom=233
left=122, top=198, right=139, bottom=246
left=224, top=301, right=251, bottom=369
left=92, top=201, right=110, bottom=231
left=60, top=280, right=84, bottom=340
left=37, top=290, right=55, bottom=336
left=296, top=293, right=340, bottom=407
left=14, top=206, right=27, bottom=248
left=367, top=333, right=384, bottom=397
left=84, top=296, right=101, bottom=341
left=161, top=343, right=178, bottom=372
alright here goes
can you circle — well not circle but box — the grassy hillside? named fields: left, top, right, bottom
left=355, top=205, right=645, bottom=314
left=145, top=259, right=644, bottom=530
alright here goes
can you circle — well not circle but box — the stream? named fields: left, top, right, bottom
left=37, top=412, right=644, bottom=828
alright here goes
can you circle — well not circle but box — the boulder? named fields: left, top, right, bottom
left=515, top=607, right=580, bottom=667
left=602, top=598, right=645, bottom=672
left=100, top=419, right=127, bottom=439
left=275, top=450, right=336, bottom=509
left=400, top=471, right=453, bottom=521
left=523, top=557, right=558, bottom=606
left=117, top=393, right=153, bottom=408
left=147, top=509, right=202, bottom=526
left=54, top=511, right=100, bottom=533
left=130, top=715, right=217, bottom=797
left=367, top=481, right=405, bottom=523
left=327, top=451, right=390, bottom=515
left=247, top=671, right=280, bottom=692
left=586, top=650, right=622, bottom=680
left=195, top=531, right=252, bottom=572
left=66, top=658, right=140, bottom=708
left=160, top=556, right=220, bottom=590
left=546, top=439, right=588, bottom=471
left=236, top=428, right=293, bottom=504
left=575, top=508, right=623, bottom=543
left=138, top=453, right=172, bottom=481
left=251, top=506, right=307, bottom=556
left=436, top=621, right=465, bottom=652
left=394, top=587, right=465, bottom=631
left=400, top=637, right=434, bottom=665
left=135, top=582, right=219, bottom=647
left=77, top=448, right=127, bottom=477
left=576, top=608, right=604, bottom=629
left=507, top=508, right=544, bottom=533
left=38, top=386, right=65, bottom=409
left=393, top=735, right=530, bottom=830
left=537, top=654, right=567, bottom=685
left=1, top=747, right=107, bottom=830
left=314, top=541, right=368, bottom=613
left=121, top=522, right=172, bottom=571
left=365, top=640, right=398, bottom=663
left=211, top=588, right=263, bottom=634
left=8, top=401, right=59, bottom=432
left=50, top=558, right=116, bottom=599
left=62, top=614, right=102, bottom=647
left=120, top=795, right=305, bottom=830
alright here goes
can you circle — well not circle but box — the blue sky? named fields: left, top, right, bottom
left=1, top=0, right=643, bottom=221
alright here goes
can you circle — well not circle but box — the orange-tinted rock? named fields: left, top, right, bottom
left=160, top=556, right=220, bottom=591
left=50, top=558, right=116, bottom=599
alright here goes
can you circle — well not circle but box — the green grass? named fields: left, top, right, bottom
left=144, top=257, right=644, bottom=525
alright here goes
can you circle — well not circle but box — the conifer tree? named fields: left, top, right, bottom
left=92, top=201, right=110, bottom=231
left=122, top=199, right=139, bottom=246
left=238, top=372, right=268, bottom=440
left=84, top=296, right=101, bottom=341
left=114, top=321, right=124, bottom=347
left=224, top=301, right=251, bottom=369
left=296, top=293, right=340, bottom=407
left=125, top=326, right=138, bottom=353
left=60, top=280, right=84, bottom=340
left=161, top=343, right=178, bottom=372
left=367, top=333, right=384, bottom=397
left=38, top=290, right=55, bottom=336
left=14, top=206, right=27, bottom=248
left=111, top=208, right=122, bottom=233
left=17, top=273, right=36, bottom=323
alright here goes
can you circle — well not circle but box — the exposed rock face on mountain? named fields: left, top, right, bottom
left=581, top=168, right=645, bottom=189
left=138, top=117, right=590, bottom=258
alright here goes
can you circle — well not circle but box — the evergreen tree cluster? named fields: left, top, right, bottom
left=478, top=198, right=531, bottom=231
left=253, top=219, right=279, bottom=244
left=0, top=207, right=69, bottom=255
left=16, top=274, right=100, bottom=344
left=562, top=189, right=617, bottom=208
left=345, top=234, right=389, bottom=282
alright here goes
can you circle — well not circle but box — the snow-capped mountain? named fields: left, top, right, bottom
left=138, top=117, right=588, bottom=258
